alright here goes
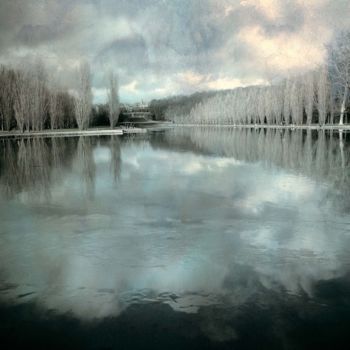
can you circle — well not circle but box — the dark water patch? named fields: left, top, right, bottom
left=0, top=284, right=18, bottom=293
left=2, top=288, right=350, bottom=350
left=17, top=292, right=36, bottom=299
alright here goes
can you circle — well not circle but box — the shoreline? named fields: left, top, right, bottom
left=173, top=123, right=350, bottom=130
left=1, top=123, right=350, bottom=138
left=0, top=127, right=147, bottom=139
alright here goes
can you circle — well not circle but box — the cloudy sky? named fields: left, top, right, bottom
left=0, top=0, right=349, bottom=102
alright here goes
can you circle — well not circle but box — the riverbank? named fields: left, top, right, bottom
left=0, top=127, right=147, bottom=139
left=2, top=123, right=349, bottom=139
left=174, top=123, right=350, bottom=130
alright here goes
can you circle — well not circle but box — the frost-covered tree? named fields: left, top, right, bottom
left=12, top=70, right=31, bottom=132
left=49, top=88, right=60, bottom=130
left=0, top=66, right=15, bottom=131
left=74, top=61, right=92, bottom=130
left=167, top=63, right=344, bottom=127
left=107, top=71, right=120, bottom=128
left=303, top=71, right=315, bottom=125
left=30, top=60, right=49, bottom=131
left=0, top=63, right=80, bottom=132
left=290, top=77, right=304, bottom=125
left=329, top=31, right=350, bottom=125
left=316, top=66, right=330, bottom=126
left=283, top=78, right=292, bottom=124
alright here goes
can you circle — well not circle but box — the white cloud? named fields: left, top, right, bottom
left=122, top=80, right=139, bottom=94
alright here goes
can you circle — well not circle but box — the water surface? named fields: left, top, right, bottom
left=1, top=128, right=350, bottom=349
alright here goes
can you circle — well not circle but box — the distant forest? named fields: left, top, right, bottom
left=149, top=91, right=218, bottom=121
left=150, top=31, right=350, bottom=126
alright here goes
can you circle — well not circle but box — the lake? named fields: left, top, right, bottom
left=1, top=127, right=350, bottom=349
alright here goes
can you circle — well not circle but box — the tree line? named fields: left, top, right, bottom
left=177, top=67, right=332, bottom=126
left=0, top=60, right=120, bottom=132
left=149, top=91, right=218, bottom=121
left=157, top=32, right=350, bottom=126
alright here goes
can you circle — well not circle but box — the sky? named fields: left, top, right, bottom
left=0, top=0, right=349, bottom=103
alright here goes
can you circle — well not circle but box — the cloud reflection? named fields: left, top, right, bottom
left=0, top=130, right=350, bottom=320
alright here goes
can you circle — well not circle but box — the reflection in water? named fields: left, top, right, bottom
left=77, top=136, right=96, bottom=199
left=0, top=136, right=122, bottom=200
left=110, top=136, right=121, bottom=183
left=0, top=138, right=53, bottom=199
left=159, top=127, right=349, bottom=179
left=1, top=130, right=350, bottom=347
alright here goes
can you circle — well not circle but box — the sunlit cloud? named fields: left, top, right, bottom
left=240, top=0, right=283, bottom=20
left=238, top=25, right=327, bottom=73
left=177, top=71, right=205, bottom=85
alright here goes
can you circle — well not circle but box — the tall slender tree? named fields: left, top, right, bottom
left=75, top=61, right=92, bottom=130
left=107, top=71, right=120, bottom=128
left=303, top=71, right=315, bottom=125
left=316, top=66, right=329, bottom=126
left=329, top=32, right=350, bottom=125
left=0, top=66, right=15, bottom=131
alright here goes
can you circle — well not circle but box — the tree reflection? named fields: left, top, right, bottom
left=160, top=127, right=350, bottom=188
left=77, top=136, right=96, bottom=199
left=0, top=138, right=50, bottom=199
left=0, top=137, right=77, bottom=199
left=0, top=135, right=123, bottom=199
left=109, top=136, right=121, bottom=183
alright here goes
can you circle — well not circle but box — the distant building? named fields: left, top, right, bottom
left=120, top=101, right=149, bottom=112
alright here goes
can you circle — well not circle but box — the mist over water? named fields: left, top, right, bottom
left=1, top=128, right=350, bottom=348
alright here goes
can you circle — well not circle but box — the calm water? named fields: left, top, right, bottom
left=1, top=128, right=350, bottom=349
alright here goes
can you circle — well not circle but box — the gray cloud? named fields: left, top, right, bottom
left=96, top=34, right=149, bottom=69
left=0, top=0, right=350, bottom=102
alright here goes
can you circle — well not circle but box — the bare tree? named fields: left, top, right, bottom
left=303, top=71, right=315, bottom=125
left=74, top=61, right=92, bottom=130
left=27, top=60, right=49, bottom=131
left=329, top=31, right=350, bottom=125
left=283, top=78, right=292, bottom=124
left=49, top=89, right=60, bottom=130
left=59, top=92, right=76, bottom=129
left=107, top=71, right=120, bottom=128
left=316, top=66, right=329, bottom=126
left=47, top=71, right=62, bottom=130
left=0, top=63, right=81, bottom=132
left=0, top=66, right=15, bottom=131
left=290, top=77, right=304, bottom=125
left=13, top=70, right=30, bottom=133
